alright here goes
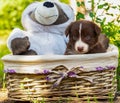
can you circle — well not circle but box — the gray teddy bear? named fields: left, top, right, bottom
left=7, top=0, right=75, bottom=55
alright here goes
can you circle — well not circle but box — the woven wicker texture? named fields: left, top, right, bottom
left=6, top=65, right=116, bottom=102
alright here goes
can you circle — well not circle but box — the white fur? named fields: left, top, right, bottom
left=75, top=24, right=89, bottom=53
left=34, top=1, right=59, bottom=25
left=75, top=40, right=89, bottom=53
left=7, top=1, right=75, bottom=55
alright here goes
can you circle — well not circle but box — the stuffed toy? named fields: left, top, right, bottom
left=7, top=0, right=75, bottom=55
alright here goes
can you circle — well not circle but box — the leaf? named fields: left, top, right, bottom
left=81, top=1, right=85, bottom=6
left=106, top=13, right=114, bottom=16
left=76, top=12, right=85, bottom=20
left=98, top=4, right=104, bottom=9
left=111, top=6, right=117, bottom=9
left=95, top=17, right=104, bottom=24
left=77, top=1, right=84, bottom=7
left=77, top=1, right=81, bottom=7
left=89, top=12, right=95, bottom=18
left=105, top=6, right=110, bottom=11
left=98, top=3, right=109, bottom=9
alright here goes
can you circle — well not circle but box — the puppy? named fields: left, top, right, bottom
left=65, top=20, right=109, bottom=55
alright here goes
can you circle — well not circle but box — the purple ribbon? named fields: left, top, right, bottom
left=46, top=66, right=94, bottom=89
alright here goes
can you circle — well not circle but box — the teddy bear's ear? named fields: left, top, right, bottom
left=65, top=22, right=73, bottom=37
left=23, top=36, right=29, bottom=40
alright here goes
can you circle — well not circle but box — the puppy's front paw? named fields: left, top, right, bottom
left=64, top=49, right=76, bottom=55
left=11, top=36, right=30, bottom=55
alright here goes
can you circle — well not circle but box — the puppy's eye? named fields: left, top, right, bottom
left=73, top=35, right=78, bottom=40
left=85, top=36, right=91, bottom=40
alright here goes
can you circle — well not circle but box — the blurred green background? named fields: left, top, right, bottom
left=0, top=0, right=120, bottom=91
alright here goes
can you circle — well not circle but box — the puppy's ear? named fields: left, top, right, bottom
left=65, top=22, right=73, bottom=37
left=94, top=23, right=101, bottom=36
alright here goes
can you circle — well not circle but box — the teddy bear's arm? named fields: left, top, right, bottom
left=11, top=36, right=37, bottom=55
left=7, top=28, right=32, bottom=55
left=11, top=36, right=30, bottom=55
left=7, top=28, right=26, bottom=50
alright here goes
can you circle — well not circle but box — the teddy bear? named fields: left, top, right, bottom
left=7, top=0, right=75, bottom=55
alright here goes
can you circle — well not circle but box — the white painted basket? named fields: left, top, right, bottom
left=2, top=44, right=119, bottom=102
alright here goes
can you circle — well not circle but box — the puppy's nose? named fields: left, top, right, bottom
left=77, top=47, right=83, bottom=52
left=43, top=2, right=54, bottom=8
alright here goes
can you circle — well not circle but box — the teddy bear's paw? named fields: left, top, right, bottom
left=11, top=36, right=30, bottom=55
left=21, top=49, right=37, bottom=55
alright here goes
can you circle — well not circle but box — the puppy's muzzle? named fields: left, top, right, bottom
left=77, top=47, right=83, bottom=52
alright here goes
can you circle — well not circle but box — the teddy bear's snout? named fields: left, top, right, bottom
left=43, top=1, right=54, bottom=8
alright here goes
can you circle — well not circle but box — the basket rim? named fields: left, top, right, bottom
left=1, top=44, right=119, bottom=63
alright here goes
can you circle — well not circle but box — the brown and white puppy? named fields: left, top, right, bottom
left=65, top=20, right=109, bottom=55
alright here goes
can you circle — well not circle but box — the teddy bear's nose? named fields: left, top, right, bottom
left=43, top=1, right=54, bottom=8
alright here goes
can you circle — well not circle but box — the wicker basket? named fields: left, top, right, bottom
left=1, top=45, right=119, bottom=102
